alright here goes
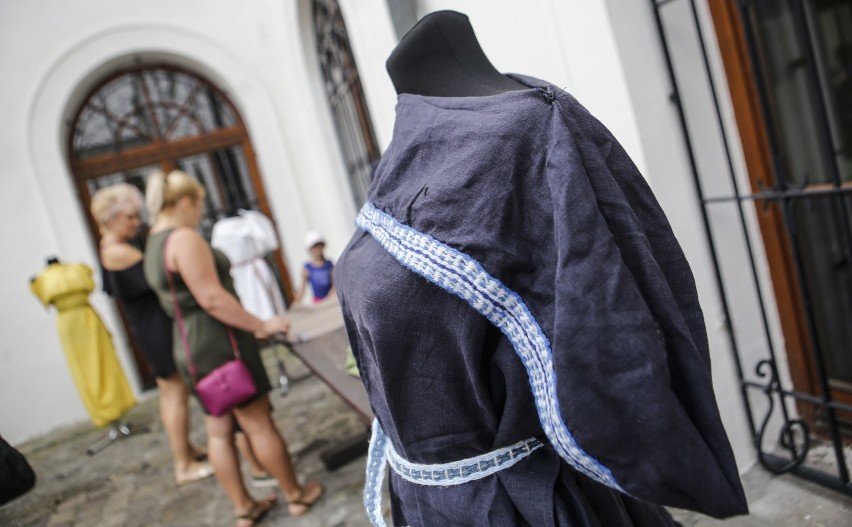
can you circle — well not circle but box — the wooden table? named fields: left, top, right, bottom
left=280, top=299, right=372, bottom=469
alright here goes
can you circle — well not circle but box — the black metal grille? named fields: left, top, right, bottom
left=72, top=68, right=238, bottom=160
left=71, top=67, right=261, bottom=239
left=313, top=0, right=381, bottom=207
left=651, top=0, right=852, bottom=496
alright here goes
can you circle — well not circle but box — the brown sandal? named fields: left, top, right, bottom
left=236, top=496, right=277, bottom=527
left=287, top=481, right=324, bottom=518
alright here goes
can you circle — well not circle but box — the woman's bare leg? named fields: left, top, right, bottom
left=206, top=413, right=277, bottom=526
left=232, top=397, right=301, bottom=498
left=235, top=431, right=269, bottom=478
left=204, top=414, right=254, bottom=510
left=156, top=374, right=209, bottom=480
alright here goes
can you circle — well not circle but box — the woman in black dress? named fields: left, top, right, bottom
left=91, top=184, right=213, bottom=485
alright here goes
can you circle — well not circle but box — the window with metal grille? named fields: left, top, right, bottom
left=652, top=0, right=852, bottom=497
left=313, top=0, right=382, bottom=206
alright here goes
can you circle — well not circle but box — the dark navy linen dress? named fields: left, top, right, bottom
left=336, top=75, right=748, bottom=526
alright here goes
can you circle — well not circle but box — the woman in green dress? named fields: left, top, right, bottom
left=143, top=170, right=323, bottom=526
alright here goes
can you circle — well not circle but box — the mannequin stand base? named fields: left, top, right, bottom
left=273, top=347, right=312, bottom=398
left=85, top=422, right=148, bottom=456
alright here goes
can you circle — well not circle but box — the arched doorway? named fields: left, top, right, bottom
left=68, top=64, right=292, bottom=388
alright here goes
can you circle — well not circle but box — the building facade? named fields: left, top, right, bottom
left=2, top=0, right=849, bottom=495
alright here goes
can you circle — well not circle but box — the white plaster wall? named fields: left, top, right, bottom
left=413, top=0, right=648, bottom=173
left=0, top=0, right=359, bottom=443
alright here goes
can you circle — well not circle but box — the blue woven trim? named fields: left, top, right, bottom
left=387, top=436, right=543, bottom=486
left=364, top=421, right=542, bottom=524
left=357, top=202, right=624, bottom=492
left=364, top=418, right=389, bottom=527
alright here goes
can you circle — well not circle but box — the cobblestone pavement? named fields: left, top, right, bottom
left=1, top=351, right=377, bottom=527
left=2, top=350, right=851, bottom=526
left=669, top=466, right=851, bottom=527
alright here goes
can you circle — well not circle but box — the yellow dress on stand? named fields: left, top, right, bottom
left=30, top=262, right=135, bottom=427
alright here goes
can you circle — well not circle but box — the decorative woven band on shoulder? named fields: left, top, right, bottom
left=356, top=202, right=623, bottom=493
left=387, top=435, right=543, bottom=487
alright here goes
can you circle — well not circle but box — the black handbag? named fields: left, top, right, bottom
left=0, top=435, right=36, bottom=505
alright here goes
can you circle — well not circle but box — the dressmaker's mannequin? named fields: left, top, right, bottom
left=386, top=10, right=526, bottom=97
left=30, top=256, right=61, bottom=283
left=29, top=260, right=137, bottom=452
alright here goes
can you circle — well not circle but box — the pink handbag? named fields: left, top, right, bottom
left=164, top=234, right=257, bottom=416
left=194, top=357, right=257, bottom=417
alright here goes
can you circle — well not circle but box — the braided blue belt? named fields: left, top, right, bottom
left=364, top=419, right=543, bottom=527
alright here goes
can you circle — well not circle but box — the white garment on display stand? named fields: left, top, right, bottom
left=211, top=210, right=286, bottom=319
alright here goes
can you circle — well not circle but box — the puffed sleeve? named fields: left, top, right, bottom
left=543, top=97, right=748, bottom=517
left=240, top=210, right=279, bottom=255
left=29, top=275, right=49, bottom=306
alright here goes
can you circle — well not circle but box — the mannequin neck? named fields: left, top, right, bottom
left=386, top=10, right=526, bottom=98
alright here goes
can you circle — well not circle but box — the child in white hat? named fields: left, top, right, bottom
left=294, top=231, right=335, bottom=304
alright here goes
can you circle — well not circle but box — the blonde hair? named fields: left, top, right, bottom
left=145, top=170, right=205, bottom=216
left=90, top=183, right=144, bottom=231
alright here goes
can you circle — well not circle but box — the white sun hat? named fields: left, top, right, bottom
left=304, top=230, right=325, bottom=249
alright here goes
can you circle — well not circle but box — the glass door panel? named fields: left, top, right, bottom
left=176, top=144, right=259, bottom=239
